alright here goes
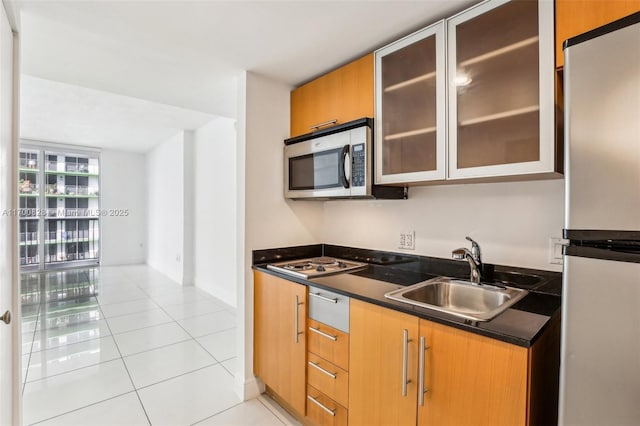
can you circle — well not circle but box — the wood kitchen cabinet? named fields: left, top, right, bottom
left=348, top=299, right=560, bottom=426
left=374, top=21, right=446, bottom=184
left=555, top=0, right=640, bottom=67
left=447, top=0, right=556, bottom=180
left=418, top=321, right=528, bottom=426
left=290, top=54, right=374, bottom=138
left=349, top=299, right=419, bottom=426
left=253, top=271, right=307, bottom=416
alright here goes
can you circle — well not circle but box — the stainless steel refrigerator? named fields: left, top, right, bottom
left=560, top=12, right=640, bottom=426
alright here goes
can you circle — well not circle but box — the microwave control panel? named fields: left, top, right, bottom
left=352, top=143, right=366, bottom=187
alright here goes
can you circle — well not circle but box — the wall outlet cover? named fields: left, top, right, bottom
left=399, top=230, right=415, bottom=250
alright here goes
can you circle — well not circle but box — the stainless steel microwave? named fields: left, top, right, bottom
left=284, top=118, right=406, bottom=200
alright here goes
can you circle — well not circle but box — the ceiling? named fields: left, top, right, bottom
left=11, top=0, right=478, bottom=151
left=20, top=75, right=216, bottom=153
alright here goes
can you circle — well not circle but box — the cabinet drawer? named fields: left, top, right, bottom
left=307, top=352, right=349, bottom=408
left=308, top=286, right=350, bottom=333
left=308, top=319, right=349, bottom=371
left=306, top=385, right=348, bottom=426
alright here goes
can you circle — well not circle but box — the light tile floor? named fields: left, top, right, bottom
left=21, top=265, right=287, bottom=426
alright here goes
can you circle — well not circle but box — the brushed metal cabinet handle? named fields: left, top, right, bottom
left=307, top=394, right=336, bottom=416
left=309, top=292, right=338, bottom=304
left=308, top=360, right=337, bottom=379
left=309, top=119, right=338, bottom=131
left=402, top=329, right=412, bottom=396
left=309, top=326, right=338, bottom=341
left=294, top=295, right=304, bottom=343
left=0, top=310, right=10, bottom=325
left=418, top=336, right=430, bottom=406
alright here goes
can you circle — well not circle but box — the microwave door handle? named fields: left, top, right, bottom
left=339, top=145, right=350, bottom=189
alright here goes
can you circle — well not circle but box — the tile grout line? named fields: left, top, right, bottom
left=26, top=298, right=110, bottom=356
left=27, top=332, right=106, bottom=356
left=131, top=281, right=238, bottom=386
left=102, top=274, right=234, bottom=421
left=23, top=328, right=230, bottom=385
left=187, top=401, right=246, bottom=426
left=173, top=317, right=240, bottom=379
left=22, top=346, right=120, bottom=385
left=132, top=362, right=221, bottom=392
left=95, top=293, right=153, bottom=426
left=256, top=396, right=289, bottom=426
left=162, top=306, right=230, bottom=322
left=27, top=390, right=140, bottom=426
left=257, top=395, right=298, bottom=426
left=146, top=285, right=239, bottom=380
left=22, top=267, right=237, bottom=425
left=22, top=301, right=42, bottom=395
left=150, top=303, right=230, bottom=374
left=31, top=313, right=104, bottom=334
left=115, top=334, right=194, bottom=358
left=98, top=305, right=161, bottom=320
left=115, top=299, right=236, bottom=380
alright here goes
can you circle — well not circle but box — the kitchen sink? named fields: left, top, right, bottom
left=384, top=277, right=528, bottom=322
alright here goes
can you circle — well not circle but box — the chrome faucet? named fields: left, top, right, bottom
left=452, top=237, right=483, bottom=284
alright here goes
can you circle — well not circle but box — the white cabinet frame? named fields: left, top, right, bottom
left=446, top=0, right=556, bottom=180
left=374, top=21, right=447, bottom=184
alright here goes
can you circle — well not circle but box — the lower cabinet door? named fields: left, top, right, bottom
left=307, top=385, right=348, bottom=426
left=348, top=300, right=419, bottom=426
left=253, top=271, right=307, bottom=416
left=417, top=319, right=529, bottom=426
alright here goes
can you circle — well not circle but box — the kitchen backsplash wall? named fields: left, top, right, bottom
left=323, top=179, right=564, bottom=272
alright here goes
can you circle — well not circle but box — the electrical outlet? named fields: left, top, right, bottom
left=399, top=230, right=415, bottom=250
left=549, top=237, right=565, bottom=265
left=405, top=231, right=415, bottom=250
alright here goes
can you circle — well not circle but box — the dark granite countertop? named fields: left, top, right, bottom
left=252, top=244, right=562, bottom=348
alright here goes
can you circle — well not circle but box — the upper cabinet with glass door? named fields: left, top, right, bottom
left=447, top=0, right=556, bottom=180
left=375, top=21, right=446, bottom=184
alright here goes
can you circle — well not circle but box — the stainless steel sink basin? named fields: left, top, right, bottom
left=384, top=276, right=528, bottom=322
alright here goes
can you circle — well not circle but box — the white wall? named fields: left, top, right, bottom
left=236, top=71, right=324, bottom=399
left=183, top=131, right=195, bottom=287
left=146, top=132, right=185, bottom=284
left=100, top=149, right=146, bottom=265
left=323, top=179, right=564, bottom=272
left=192, top=118, right=238, bottom=307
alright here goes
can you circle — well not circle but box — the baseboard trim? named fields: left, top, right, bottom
left=194, top=277, right=237, bottom=307
left=234, top=375, right=264, bottom=401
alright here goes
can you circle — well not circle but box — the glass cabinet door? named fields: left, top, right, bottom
left=447, top=0, right=555, bottom=179
left=375, top=21, right=446, bottom=184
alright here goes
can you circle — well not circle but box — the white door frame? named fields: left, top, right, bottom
left=1, top=0, right=20, bottom=424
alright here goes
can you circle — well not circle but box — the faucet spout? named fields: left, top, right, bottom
left=452, top=237, right=483, bottom=284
